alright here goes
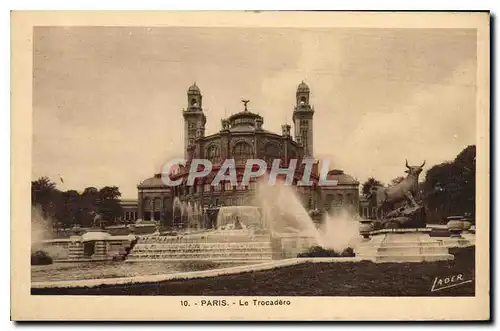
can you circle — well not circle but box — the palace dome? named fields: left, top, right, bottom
left=227, top=109, right=262, bottom=122
left=324, top=169, right=359, bottom=186
left=138, top=174, right=170, bottom=188
left=226, top=108, right=263, bottom=130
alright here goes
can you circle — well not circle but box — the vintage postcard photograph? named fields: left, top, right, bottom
left=11, top=11, right=490, bottom=321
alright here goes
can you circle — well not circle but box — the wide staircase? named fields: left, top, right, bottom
left=355, top=229, right=454, bottom=263
left=126, top=233, right=275, bottom=262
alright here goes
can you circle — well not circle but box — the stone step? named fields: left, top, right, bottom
left=125, top=257, right=273, bottom=262
left=357, top=242, right=445, bottom=248
left=134, top=243, right=272, bottom=248
left=357, top=244, right=447, bottom=250
left=128, top=252, right=273, bottom=256
left=356, top=246, right=449, bottom=256
left=437, top=238, right=475, bottom=248
left=357, top=253, right=454, bottom=263
left=133, top=247, right=273, bottom=251
left=128, top=253, right=273, bottom=258
left=138, top=237, right=271, bottom=243
left=131, top=252, right=274, bottom=256
left=362, top=241, right=445, bottom=247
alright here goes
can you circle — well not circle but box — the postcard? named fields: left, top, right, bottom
left=11, top=11, right=490, bottom=321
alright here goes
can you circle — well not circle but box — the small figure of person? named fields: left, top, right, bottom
left=234, top=216, right=243, bottom=230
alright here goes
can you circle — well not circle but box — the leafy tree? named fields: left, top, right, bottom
left=98, top=186, right=123, bottom=225
left=31, top=178, right=124, bottom=228
left=423, top=145, right=475, bottom=223
left=31, top=177, right=58, bottom=218
left=361, top=177, right=384, bottom=196
left=59, top=190, right=81, bottom=228
left=80, top=187, right=100, bottom=227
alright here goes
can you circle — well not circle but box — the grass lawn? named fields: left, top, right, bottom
left=31, top=247, right=475, bottom=296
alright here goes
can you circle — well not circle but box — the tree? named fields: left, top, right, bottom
left=423, top=145, right=476, bottom=223
left=98, top=186, right=123, bottom=225
left=361, top=177, right=384, bottom=196
left=31, top=177, right=59, bottom=219
left=32, top=177, right=57, bottom=204
left=31, top=178, right=125, bottom=228
left=59, top=190, right=81, bottom=228
left=80, top=187, right=100, bottom=227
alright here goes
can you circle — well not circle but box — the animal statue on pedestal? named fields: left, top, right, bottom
left=373, top=160, right=425, bottom=217
left=369, top=160, right=426, bottom=228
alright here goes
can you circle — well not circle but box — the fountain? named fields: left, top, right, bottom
left=319, top=210, right=362, bottom=253
left=215, top=206, right=263, bottom=230
left=192, top=202, right=200, bottom=229
left=126, top=161, right=459, bottom=263
left=253, top=180, right=364, bottom=258
left=172, top=198, right=203, bottom=230
left=126, top=201, right=277, bottom=262
left=255, top=180, right=320, bottom=238
left=172, top=197, right=186, bottom=228
left=186, top=201, right=193, bottom=228
left=355, top=161, right=454, bottom=262
left=132, top=177, right=364, bottom=262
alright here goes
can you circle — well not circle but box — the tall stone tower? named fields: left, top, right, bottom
left=183, top=83, right=206, bottom=159
left=293, top=81, right=315, bottom=157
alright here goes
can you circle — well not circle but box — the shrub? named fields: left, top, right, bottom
left=297, top=246, right=355, bottom=258
left=341, top=247, right=355, bottom=257
left=31, top=250, right=53, bottom=265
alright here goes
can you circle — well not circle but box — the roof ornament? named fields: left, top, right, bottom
left=241, top=99, right=250, bottom=111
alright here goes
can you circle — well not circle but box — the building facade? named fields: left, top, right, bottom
left=129, top=82, right=360, bottom=228
left=319, top=169, right=360, bottom=215
left=359, top=194, right=378, bottom=219
left=118, top=199, right=139, bottom=223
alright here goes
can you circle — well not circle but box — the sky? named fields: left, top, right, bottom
left=32, top=27, right=477, bottom=198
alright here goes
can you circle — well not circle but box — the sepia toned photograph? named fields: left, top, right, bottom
left=11, top=11, right=490, bottom=321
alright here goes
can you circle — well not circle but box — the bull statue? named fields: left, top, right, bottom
left=373, top=160, right=426, bottom=219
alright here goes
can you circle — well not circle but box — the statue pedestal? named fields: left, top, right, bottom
left=437, top=236, right=475, bottom=248
left=82, top=228, right=111, bottom=261
left=355, top=228, right=454, bottom=263
left=68, top=236, right=84, bottom=260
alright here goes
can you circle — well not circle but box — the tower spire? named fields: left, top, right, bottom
left=293, top=81, right=314, bottom=157
left=184, top=83, right=205, bottom=159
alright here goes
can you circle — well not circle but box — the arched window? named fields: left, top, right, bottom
left=264, top=143, right=281, bottom=166
left=143, top=197, right=150, bottom=211
left=233, top=141, right=253, bottom=163
left=153, top=197, right=162, bottom=210
left=224, top=182, right=233, bottom=192
left=326, top=194, right=334, bottom=206
left=288, top=149, right=297, bottom=165
left=206, top=145, right=221, bottom=163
